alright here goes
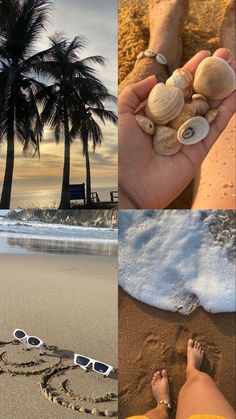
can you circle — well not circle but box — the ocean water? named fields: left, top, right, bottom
left=119, top=210, right=235, bottom=314
left=9, top=187, right=117, bottom=209
left=0, top=215, right=118, bottom=257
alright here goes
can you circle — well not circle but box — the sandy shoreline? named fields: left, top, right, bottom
left=0, top=252, right=118, bottom=418
left=118, top=288, right=236, bottom=418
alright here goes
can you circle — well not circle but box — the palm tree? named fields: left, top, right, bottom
left=0, top=0, right=59, bottom=209
left=38, top=34, right=113, bottom=209
left=70, top=78, right=117, bottom=205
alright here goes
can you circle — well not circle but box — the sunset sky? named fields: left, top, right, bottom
left=0, top=0, right=117, bottom=207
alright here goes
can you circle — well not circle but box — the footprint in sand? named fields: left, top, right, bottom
left=40, top=364, right=118, bottom=416
left=162, top=326, right=189, bottom=379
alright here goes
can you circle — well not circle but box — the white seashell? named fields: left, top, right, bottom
left=177, top=116, right=210, bottom=145
left=145, top=83, right=184, bottom=125
left=144, top=50, right=156, bottom=57
left=137, top=51, right=144, bottom=60
left=205, top=109, right=219, bottom=123
left=169, top=103, right=196, bottom=130
left=191, top=99, right=209, bottom=116
left=166, top=69, right=193, bottom=99
left=193, top=57, right=236, bottom=100
left=153, top=126, right=182, bottom=156
left=192, top=94, right=207, bottom=102
left=155, top=53, right=167, bottom=65
left=135, top=115, right=155, bottom=135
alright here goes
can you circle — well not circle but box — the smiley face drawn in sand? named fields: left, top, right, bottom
left=40, top=364, right=118, bottom=417
left=0, top=341, right=62, bottom=376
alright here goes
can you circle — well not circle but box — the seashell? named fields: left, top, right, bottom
left=191, top=99, right=209, bottom=116
left=169, top=103, right=196, bottom=130
left=166, top=68, right=193, bottom=99
left=153, top=126, right=182, bottom=156
left=193, top=57, right=236, bottom=100
left=155, top=53, right=168, bottom=65
left=192, top=94, right=207, bottom=102
left=144, top=50, right=156, bottom=58
left=205, top=109, right=219, bottom=123
left=135, top=115, right=155, bottom=135
left=145, top=83, right=184, bottom=125
left=177, top=116, right=210, bottom=145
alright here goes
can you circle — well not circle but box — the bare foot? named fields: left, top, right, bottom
left=151, top=369, right=171, bottom=405
left=148, top=0, right=189, bottom=72
left=186, top=339, right=204, bottom=377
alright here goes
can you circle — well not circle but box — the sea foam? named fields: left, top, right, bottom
left=119, top=210, right=235, bottom=314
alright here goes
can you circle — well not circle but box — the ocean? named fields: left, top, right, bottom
left=0, top=215, right=118, bottom=257
left=9, top=187, right=117, bottom=209
left=119, top=210, right=235, bottom=315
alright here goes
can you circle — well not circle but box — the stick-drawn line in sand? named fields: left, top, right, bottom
left=0, top=342, right=62, bottom=376
left=61, top=378, right=117, bottom=403
left=39, top=365, right=118, bottom=417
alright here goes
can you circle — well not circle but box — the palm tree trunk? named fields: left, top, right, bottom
left=59, top=100, right=71, bottom=209
left=0, top=104, right=15, bottom=209
left=84, top=142, right=92, bottom=205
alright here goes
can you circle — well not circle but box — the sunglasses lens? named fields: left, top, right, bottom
left=94, top=362, right=109, bottom=373
left=15, top=330, right=26, bottom=339
left=28, top=337, right=40, bottom=346
left=75, top=356, right=90, bottom=366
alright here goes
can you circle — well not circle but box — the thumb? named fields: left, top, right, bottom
left=119, top=75, right=157, bottom=114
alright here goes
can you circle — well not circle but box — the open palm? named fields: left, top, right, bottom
left=119, top=49, right=236, bottom=208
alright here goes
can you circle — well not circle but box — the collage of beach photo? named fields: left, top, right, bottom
left=0, top=0, right=235, bottom=418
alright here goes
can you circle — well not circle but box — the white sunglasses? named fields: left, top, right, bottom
left=13, top=329, right=45, bottom=354
left=74, top=353, right=114, bottom=377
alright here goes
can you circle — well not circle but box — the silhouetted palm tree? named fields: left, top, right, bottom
left=70, top=78, right=117, bottom=205
left=0, top=0, right=57, bottom=208
left=39, top=34, right=114, bottom=209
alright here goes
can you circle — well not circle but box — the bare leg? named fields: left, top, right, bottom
left=192, top=0, right=236, bottom=210
left=144, top=370, right=171, bottom=419
left=176, top=339, right=235, bottom=419
left=119, top=0, right=188, bottom=93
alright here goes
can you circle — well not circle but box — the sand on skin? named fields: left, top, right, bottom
left=0, top=252, right=118, bottom=418
left=118, top=288, right=236, bottom=418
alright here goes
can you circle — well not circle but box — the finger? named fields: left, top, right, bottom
left=183, top=50, right=211, bottom=74
left=119, top=75, right=157, bottom=114
left=203, top=90, right=236, bottom=152
left=213, top=47, right=231, bottom=60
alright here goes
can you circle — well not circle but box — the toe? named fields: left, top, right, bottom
left=161, top=369, right=168, bottom=379
left=156, top=370, right=161, bottom=380
left=188, top=338, right=194, bottom=348
left=194, top=340, right=198, bottom=348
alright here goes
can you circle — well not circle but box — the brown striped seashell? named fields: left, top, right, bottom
left=166, top=68, right=193, bottom=99
left=193, top=57, right=236, bottom=100
left=145, top=83, right=184, bottom=125
left=169, top=103, right=196, bottom=130
left=205, top=109, right=219, bottom=123
left=153, top=126, right=182, bottom=156
left=191, top=99, right=209, bottom=116
left=177, top=116, right=210, bottom=145
left=135, top=115, right=155, bottom=135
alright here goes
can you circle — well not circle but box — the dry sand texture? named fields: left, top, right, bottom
left=118, top=289, right=236, bottom=419
left=0, top=253, right=118, bottom=418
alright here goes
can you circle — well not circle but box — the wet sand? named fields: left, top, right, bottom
left=0, top=253, right=118, bottom=418
left=118, top=288, right=236, bottom=418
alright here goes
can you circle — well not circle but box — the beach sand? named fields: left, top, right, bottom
left=118, top=0, right=235, bottom=209
left=0, top=253, right=118, bottom=418
left=118, top=288, right=236, bottom=418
